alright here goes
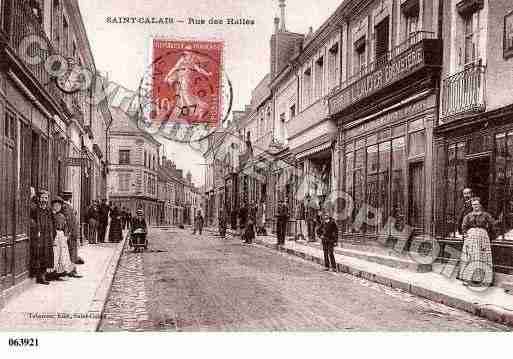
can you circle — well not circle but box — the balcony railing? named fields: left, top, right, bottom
left=329, top=31, right=441, bottom=116
left=441, top=63, right=486, bottom=118
left=8, top=0, right=63, bottom=104
left=342, top=31, right=436, bottom=89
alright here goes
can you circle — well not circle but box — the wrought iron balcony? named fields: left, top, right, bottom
left=441, top=63, right=486, bottom=118
left=7, top=0, right=63, bottom=104
left=329, top=31, right=441, bottom=116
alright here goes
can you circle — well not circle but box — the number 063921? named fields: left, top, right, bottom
left=8, top=338, right=39, bottom=347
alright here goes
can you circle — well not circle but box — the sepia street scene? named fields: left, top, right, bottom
left=0, top=0, right=513, bottom=333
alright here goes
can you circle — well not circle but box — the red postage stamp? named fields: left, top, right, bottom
left=150, top=38, right=224, bottom=128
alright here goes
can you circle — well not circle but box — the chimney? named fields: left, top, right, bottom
left=308, top=26, right=313, bottom=36
left=279, top=0, right=286, bottom=31
left=274, top=16, right=280, bottom=34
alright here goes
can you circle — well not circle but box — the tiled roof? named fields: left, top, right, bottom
left=109, top=106, right=161, bottom=146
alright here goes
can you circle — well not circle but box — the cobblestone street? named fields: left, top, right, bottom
left=99, top=228, right=511, bottom=331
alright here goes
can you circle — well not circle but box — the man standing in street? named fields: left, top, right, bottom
left=318, top=210, right=338, bottom=272
left=276, top=198, right=289, bottom=246
left=98, top=199, right=110, bottom=243
left=238, top=201, right=248, bottom=239
left=60, top=191, right=84, bottom=268
left=458, top=188, right=473, bottom=236
left=193, top=210, right=204, bottom=235
left=218, top=209, right=227, bottom=239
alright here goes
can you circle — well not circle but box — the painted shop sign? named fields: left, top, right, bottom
left=330, top=43, right=425, bottom=115
left=343, top=97, right=430, bottom=140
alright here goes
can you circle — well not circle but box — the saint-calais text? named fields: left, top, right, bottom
left=105, top=17, right=255, bottom=26
left=106, top=16, right=175, bottom=24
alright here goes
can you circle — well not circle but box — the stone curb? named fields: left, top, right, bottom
left=88, top=233, right=129, bottom=332
left=248, top=237, right=513, bottom=328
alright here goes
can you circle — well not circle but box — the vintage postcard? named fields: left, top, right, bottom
left=0, top=0, right=512, bottom=357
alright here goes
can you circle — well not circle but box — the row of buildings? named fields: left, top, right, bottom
left=107, top=106, right=203, bottom=227
left=0, top=0, right=203, bottom=306
left=204, top=0, right=513, bottom=279
left=0, top=0, right=111, bottom=302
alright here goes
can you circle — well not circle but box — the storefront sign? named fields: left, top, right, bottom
left=330, top=42, right=426, bottom=115
left=344, top=97, right=430, bottom=140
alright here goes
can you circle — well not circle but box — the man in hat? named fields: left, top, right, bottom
left=276, top=198, right=289, bottom=246
left=98, top=199, right=110, bottom=243
left=60, top=191, right=84, bottom=267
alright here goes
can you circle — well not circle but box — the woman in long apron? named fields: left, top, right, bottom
left=460, top=197, right=495, bottom=287
left=50, top=198, right=75, bottom=279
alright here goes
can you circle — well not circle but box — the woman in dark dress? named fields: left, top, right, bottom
left=109, top=206, right=123, bottom=243
left=30, top=190, right=55, bottom=285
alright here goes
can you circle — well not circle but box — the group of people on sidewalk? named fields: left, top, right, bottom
left=85, top=200, right=133, bottom=244
left=205, top=185, right=496, bottom=287
left=30, top=190, right=83, bottom=285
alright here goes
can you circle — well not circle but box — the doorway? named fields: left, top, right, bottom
left=408, top=162, right=425, bottom=232
left=467, top=156, right=490, bottom=210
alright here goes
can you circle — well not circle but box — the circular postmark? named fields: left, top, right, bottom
left=134, top=39, right=234, bottom=148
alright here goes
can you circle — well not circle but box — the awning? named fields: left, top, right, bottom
left=296, top=141, right=333, bottom=160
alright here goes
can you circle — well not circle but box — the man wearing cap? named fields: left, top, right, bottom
left=60, top=191, right=83, bottom=267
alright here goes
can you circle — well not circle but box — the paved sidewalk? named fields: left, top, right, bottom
left=0, top=233, right=127, bottom=331
left=215, top=227, right=513, bottom=327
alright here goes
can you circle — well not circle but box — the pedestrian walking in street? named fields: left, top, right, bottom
left=460, top=197, right=495, bottom=287
left=318, top=211, right=338, bottom=272
left=109, top=206, right=123, bottom=243
left=193, top=210, right=204, bottom=235
left=238, top=201, right=248, bottom=239
left=218, top=209, right=227, bottom=238
left=257, top=200, right=267, bottom=236
left=243, top=218, right=256, bottom=244
left=49, top=198, right=81, bottom=279
left=29, top=190, right=55, bottom=285
left=98, top=199, right=110, bottom=243
left=120, top=207, right=127, bottom=230
left=60, top=192, right=83, bottom=266
left=276, top=199, right=289, bottom=246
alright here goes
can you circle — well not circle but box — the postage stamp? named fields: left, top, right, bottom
left=148, top=38, right=224, bottom=128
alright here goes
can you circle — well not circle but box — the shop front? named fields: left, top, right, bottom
left=338, top=94, right=436, bottom=245
left=434, top=105, right=513, bottom=274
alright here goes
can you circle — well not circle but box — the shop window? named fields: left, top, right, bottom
left=445, top=142, right=466, bottom=237
left=366, top=145, right=379, bottom=233
left=378, top=141, right=391, bottom=229
left=495, top=132, right=513, bottom=241
left=408, top=162, right=425, bottom=231
left=391, top=137, right=406, bottom=230
left=409, top=130, right=426, bottom=157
